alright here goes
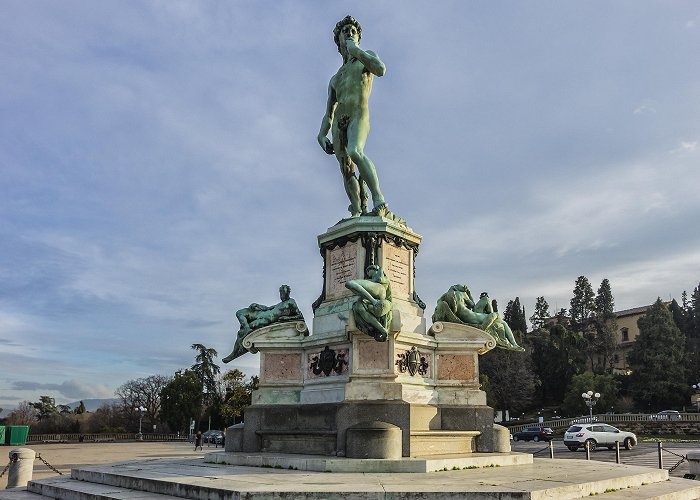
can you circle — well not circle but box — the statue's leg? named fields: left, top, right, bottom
left=222, top=328, right=249, bottom=363
left=346, top=118, right=385, bottom=210
left=335, top=119, right=362, bottom=216
left=502, top=321, right=523, bottom=349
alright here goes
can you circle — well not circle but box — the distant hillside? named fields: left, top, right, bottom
left=65, top=398, right=119, bottom=412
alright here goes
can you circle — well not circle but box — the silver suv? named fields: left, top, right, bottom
left=563, top=423, right=637, bottom=451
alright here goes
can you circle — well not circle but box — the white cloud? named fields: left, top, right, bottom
left=11, top=380, right=115, bottom=400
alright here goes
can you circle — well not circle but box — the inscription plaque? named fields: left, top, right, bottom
left=327, top=241, right=358, bottom=299
left=383, top=243, right=410, bottom=298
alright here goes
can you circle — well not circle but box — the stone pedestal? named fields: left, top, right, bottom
left=231, top=215, right=504, bottom=457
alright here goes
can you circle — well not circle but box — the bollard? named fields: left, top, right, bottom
left=548, top=440, right=554, bottom=459
left=658, top=442, right=664, bottom=470
left=6, top=448, right=35, bottom=489
left=585, top=440, right=591, bottom=460
left=615, top=441, right=620, bottom=464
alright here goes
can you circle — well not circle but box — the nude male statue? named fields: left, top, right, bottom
left=222, top=284, right=304, bottom=363
left=345, top=264, right=393, bottom=341
left=317, top=15, right=389, bottom=218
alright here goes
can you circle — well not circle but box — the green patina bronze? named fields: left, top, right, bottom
left=318, top=16, right=402, bottom=223
left=432, top=285, right=525, bottom=351
left=222, top=284, right=304, bottom=363
left=346, top=264, right=393, bottom=342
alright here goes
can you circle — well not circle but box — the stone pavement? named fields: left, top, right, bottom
left=0, top=441, right=205, bottom=490
left=3, top=444, right=700, bottom=499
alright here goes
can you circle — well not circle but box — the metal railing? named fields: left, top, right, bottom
left=506, top=413, right=699, bottom=433
left=26, top=433, right=188, bottom=443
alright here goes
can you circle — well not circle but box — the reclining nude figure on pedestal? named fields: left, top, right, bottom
left=432, top=285, right=524, bottom=351
left=222, top=284, right=304, bottom=363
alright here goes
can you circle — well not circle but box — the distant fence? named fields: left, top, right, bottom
left=506, top=413, right=700, bottom=433
left=27, top=433, right=189, bottom=443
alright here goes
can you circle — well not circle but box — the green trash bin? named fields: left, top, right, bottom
left=0, top=426, right=5, bottom=445
left=6, top=426, right=30, bottom=446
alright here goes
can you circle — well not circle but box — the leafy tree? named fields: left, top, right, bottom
left=219, top=369, right=255, bottom=424
left=594, top=279, right=614, bottom=317
left=569, top=276, right=595, bottom=327
left=160, top=369, right=202, bottom=434
left=58, top=404, right=72, bottom=414
left=530, top=323, right=585, bottom=405
left=480, top=335, right=537, bottom=414
left=30, top=396, right=58, bottom=421
left=74, top=401, right=86, bottom=415
left=503, top=298, right=527, bottom=336
left=191, top=343, right=220, bottom=395
left=529, top=297, right=550, bottom=331
left=561, top=372, right=619, bottom=417
left=690, top=283, right=700, bottom=339
left=84, top=403, right=127, bottom=433
left=628, top=299, right=688, bottom=411
left=587, top=278, right=617, bottom=374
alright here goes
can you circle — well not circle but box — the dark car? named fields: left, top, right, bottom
left=512, top=426, right=554, bottom=442
left=201, top=430, right=218, bottom=443
left=213, top=431, right=225, bottom=446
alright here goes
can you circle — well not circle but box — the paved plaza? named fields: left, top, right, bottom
left=0, top=441, right=205, bottom=490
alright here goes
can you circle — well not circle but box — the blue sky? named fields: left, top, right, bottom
left=2, top=1, right=699, bottom=411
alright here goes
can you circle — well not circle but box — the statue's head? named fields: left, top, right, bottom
left=479, top=292, right=489, bottom=299
left=279, top=284, right=291, bottom=300
left=334, top=15, right=362, bottom=53
left=366, top=264, right=380, bottom=279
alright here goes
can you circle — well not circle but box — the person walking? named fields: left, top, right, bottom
left=194, top=431, right=203, bottom=451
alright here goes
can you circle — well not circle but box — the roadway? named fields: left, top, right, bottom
left=511, top=439, right=699, bottom=478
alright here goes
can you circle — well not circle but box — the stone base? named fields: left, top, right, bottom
left=229, top=402, right=498, bottom=457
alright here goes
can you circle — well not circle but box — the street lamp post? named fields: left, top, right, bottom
left=692, top=383, right=700, bottom=412
left=581, top=391, right=601, bottom=421
left=137, top=406, right=146, bottom=440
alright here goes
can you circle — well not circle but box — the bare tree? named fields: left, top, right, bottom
left=116, top=375, right=172, bottom=430
left=6, top=401, right=39, bottom=426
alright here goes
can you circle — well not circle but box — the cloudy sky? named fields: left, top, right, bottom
left=1, top=1, right=699, bottom=412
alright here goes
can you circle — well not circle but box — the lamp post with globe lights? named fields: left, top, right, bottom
left=136, top=406, right=146, bottom=440
left=692, top=383, right=700, bottom=412
left=582, top=391, right=600, bottom=421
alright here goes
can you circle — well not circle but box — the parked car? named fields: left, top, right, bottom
left=563, top=423, right=636, bottom=451
left=512, top=426, right=554, bottom=442
left=652, top=410, right=681, bottom=421
left=213, top=431, right=225, bottom=446
left=201, top=430, right=219, bottom=443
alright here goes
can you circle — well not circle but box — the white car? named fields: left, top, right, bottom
left=563, top=423, right=637, bottom=452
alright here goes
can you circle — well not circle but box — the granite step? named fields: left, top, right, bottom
left=594, top=476, right=700, bottom=499
left=28, top=475, right=182, bottom=499
left=0, top=490, right=44, bottom=500
left=206, top=450, right=533, bottom=472
left=409, top=430, right=480, bottom=456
